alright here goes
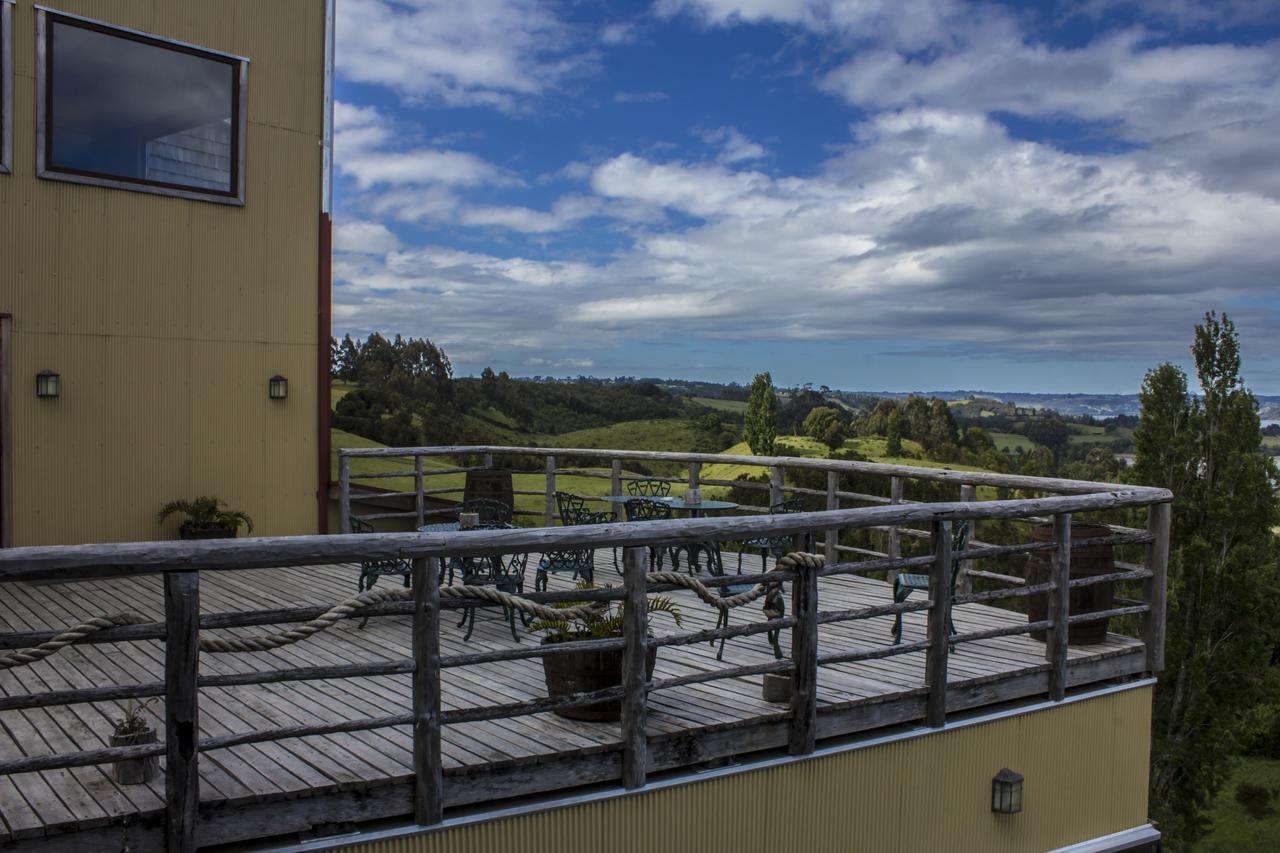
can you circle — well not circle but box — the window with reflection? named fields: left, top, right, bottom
left=1, top=0, right=13, bottom=175
left=38, top=11, right=247, bottom=203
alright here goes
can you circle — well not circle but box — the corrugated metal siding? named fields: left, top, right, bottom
left=0, top=0, right=324, bottom=544
left=343, top=686, right=1153, bottom=853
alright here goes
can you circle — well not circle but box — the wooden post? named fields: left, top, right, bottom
left=789, top=555, right=819, bottom=755
left=1047, top=512, right=1072, bottom=701
left=886, top=476, right=903, bottom=585
left=414, top=455, right=425, bottom=529
left=610, top=459, right=623, bottom=521
left=769, top=465, right=784, bottom=509
left=544, top=455, right=556, bottom=527
left=412, top=557, right=443, bottom=824
left=482, top=452, right=493, bottom=470
left=338, top=454, right=351, bottom=534
left=687, top=461, right=701, bottom=494
left=925, top=519, right=952, bottom=728
left=1143, top=502, right=1171, bottom=674
left=621, top=547, right=649, bottom=789
left=824, top=471, right=838, bottom=564
left=957, top=484, right=976, bottom=595
left=165, top=571, right=200, bottom=852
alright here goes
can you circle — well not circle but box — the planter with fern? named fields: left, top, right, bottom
left=110, top=700, right=158, bottom=785
left=532, top=586, right=681, bottom=722
left=158, top=496, right=253, bottom=540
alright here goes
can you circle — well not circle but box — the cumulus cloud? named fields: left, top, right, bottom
left=336, top=0, right=593, bottom=111
left=332, top=0, right=1280, bottom=375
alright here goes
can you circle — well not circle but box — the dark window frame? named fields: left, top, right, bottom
left=34, top=7, right=249, bottom=205
left=1, top=0, right=13, bottom=175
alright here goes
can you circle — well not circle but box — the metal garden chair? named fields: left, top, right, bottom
left=457, top=551, right=530, bottom=643
left=712, top=552, right=785, bottom=661
left=348, top=516, right=413, bottom=628
left=624, top=497, right=677, bottom=569
left=461, top=497, right=513, bottom=526
left=891, top=520, right=970, bottom=646
left=737, top=498, right=805, bottom=572
left=626, top=479, right=671, bottom=497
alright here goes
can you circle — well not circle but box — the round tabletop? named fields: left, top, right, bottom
left=597, top=495, right=739, bottom=511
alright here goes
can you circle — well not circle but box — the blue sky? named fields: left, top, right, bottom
left=331, top=0, right=1280, bottom=394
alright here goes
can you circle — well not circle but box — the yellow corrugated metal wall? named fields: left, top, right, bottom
left=345, top=686, right=1152, bottom=853
left=0, top=0, right=324, bottom=544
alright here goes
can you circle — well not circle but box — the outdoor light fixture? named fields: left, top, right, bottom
left=35, top=370, right=60, bottom=399
left=268, top=375, right=288, bottom=400
left=992, top=768, right=1024, bottom=814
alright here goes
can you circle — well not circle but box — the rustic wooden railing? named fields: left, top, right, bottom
left=0, top=450, right=1171, bottom=851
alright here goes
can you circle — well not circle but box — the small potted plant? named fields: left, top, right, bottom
left=157, top=496, right=253, bottom=540
left=110, top=699, right=159, bottom=784
left=531, top=583, right=682, bottom=722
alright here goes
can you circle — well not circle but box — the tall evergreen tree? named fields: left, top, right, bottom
left=1132, top=313, right=1280, bottom=847
left=744, top=372, right=778, bottom=456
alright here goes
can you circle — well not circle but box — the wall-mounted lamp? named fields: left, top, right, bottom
left=35, top=370, right=60, bottom=399
left=992, top=768, right=1024, bottom=814
left=268, top=375, right=288, bottom=400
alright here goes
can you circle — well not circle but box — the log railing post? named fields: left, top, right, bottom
left=1047, top=512, right=1072, bottom=701
left=957, top=484, right=976, bottom=595
left=482, top=452, right=493, bottom=470
left=1144, top=502, right=1171, bottom=674
left=610, top=459, right=623, bottom=521
left=165, top=571, right=200, bottom=852
left=338, top=453, right=351, bottom=534
left=414, top=454, right=425, bottom=529
left=789, top=555, right=819, bottom=755
left=412, top=557, right=443, bottom=824
left=886, top=476, right=903, bottom=585
left=621, top=547, right=649, bottom=789
left=824, top=471, right=838, bottom=564
left=544, top=455, right=556, bottom=527
left=925, top=519, right=952, bottom=728
left=687, top=461, right=700, bottom=496
left=769, top=465, right=784, bottom=509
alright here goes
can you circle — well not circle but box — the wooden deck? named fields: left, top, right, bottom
left=0, top=552, right=1145, bottom=848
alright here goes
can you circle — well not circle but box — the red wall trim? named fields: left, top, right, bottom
left=318, top=213, right=332, bottom=533
left=0, top=313, right=10, bottom=547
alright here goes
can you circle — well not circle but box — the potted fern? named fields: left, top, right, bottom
left=531, top=583, right=682, bottom=722
left=110, top=699, right=158, bottom=784
left=157, top=496, right=253, bottom=540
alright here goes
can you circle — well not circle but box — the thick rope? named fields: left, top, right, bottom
left=0, top=613, right=151, bottom=670
left=0, top=552, right=825, bottom=665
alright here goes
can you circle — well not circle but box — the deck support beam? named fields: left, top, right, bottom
left=621, top=547, right=649, bottom=788
left=1047, top=512, right=1072, bottom=701
left=925, top=519, right=952, bottom=728
left=413, top=557, right=444, bottom=824
left=789, top=554, right=819, bottom=755
left=165, top=571, right=200, bottom=853
left=1143, top=502, right=1170, bottom=673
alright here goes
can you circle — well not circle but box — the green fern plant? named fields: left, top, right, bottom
left=530, top=581, right=683, bottom=642
left=157, top=496, right=254, bottom=533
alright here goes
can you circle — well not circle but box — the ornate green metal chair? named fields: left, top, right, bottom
left=737, top=498, right=805, bottom=572
left=710, top=547, right=784, bottom=661
left=891, top=520, right=970, bottom=646
left=457, top=551, right=530, bottom=643
left=626, top=479, right=671, bottom=497
left=349, top=516, right=413, bottom=628
left=461, top=497, right=512, bottom=526
left=624, top=498, right=677, bottom=569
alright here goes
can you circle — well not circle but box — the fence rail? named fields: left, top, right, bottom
left=0, top=446, right=1171, bottom=851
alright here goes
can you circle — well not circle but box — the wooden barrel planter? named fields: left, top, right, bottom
left=542, top=641, right=657, bottom=722
left=1026, top=522, right=1116, bottom=645
left=179, top=524, right=237, bottom=540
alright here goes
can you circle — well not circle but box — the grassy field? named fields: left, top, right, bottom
left=546, top=419, right=701, bottom=454
left=690, top=396, right=747, bottom=413
left=332, top=381, right=356, bottom=408
left=1200, top=757, right=1280, bottom=851
left=990, top=432, right=1035, bottom=452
